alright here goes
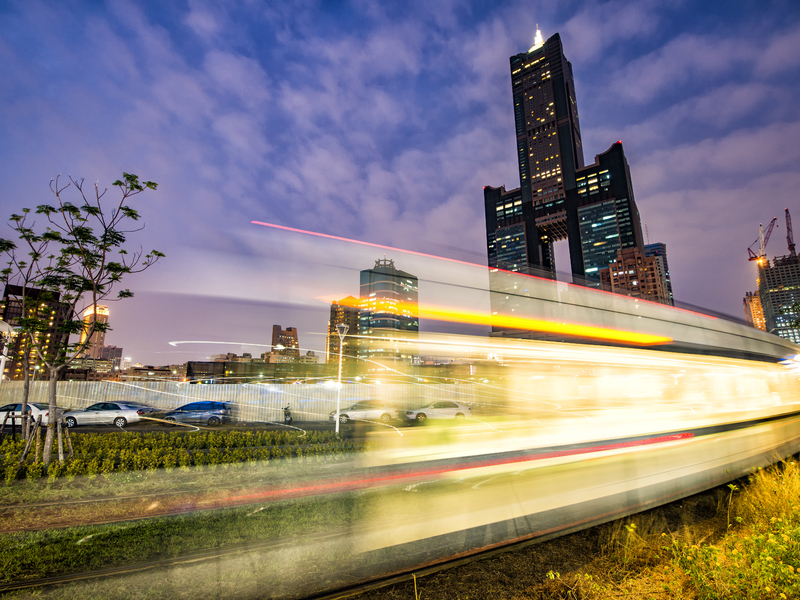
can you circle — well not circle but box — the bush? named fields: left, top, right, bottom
left=12, top=428, right=361, bottom=483
left=25, top=461, right=44, bottom=483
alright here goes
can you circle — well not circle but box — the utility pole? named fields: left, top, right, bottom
left=335, top=323, right=349, bottom=435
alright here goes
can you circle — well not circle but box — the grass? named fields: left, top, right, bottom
left=0, top=451, right=367, bottom=532
left=0, top=491, right=368, bottom=585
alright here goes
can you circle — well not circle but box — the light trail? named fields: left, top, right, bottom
left=251, top=220, right=483, bottom=269
left=251, top=220, right=716, bottom=319
left=339, top=297, right=673, bottom=345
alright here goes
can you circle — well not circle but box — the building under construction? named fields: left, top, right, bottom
left=745, top=209, right=800, bottom=343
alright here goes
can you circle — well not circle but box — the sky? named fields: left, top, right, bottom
left=1, top=0, right=800, bottom=365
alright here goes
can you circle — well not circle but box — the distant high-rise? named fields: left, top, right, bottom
left=96, top=345, right=123, bottom=369
left=326, top=296, right=360, bottom=366
left=0, top=285, right=70, bottom=380
left=757, top=255, right=800, bottom=343
left=79, top=305, right=109, bottom=358
left=598, top=247, right=670, bottom=304
left=485, top=31, right=645, bottom=283
left=644, top=243, right=674, bottom=305
left=743, top=291, right=766, bottom=331
left=358, top=258, right=418, bottom=369
left=271, top=325, right=299, bottom=357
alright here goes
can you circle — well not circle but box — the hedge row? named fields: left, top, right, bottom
left=1, top=431, right=366, bottom=484
left=1, top=429, right=340, bottom=457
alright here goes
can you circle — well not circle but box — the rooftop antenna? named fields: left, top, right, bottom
left=645, top=223, right=650, bottom=245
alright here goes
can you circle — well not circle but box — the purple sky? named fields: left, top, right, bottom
left=2, top=1, right=800, bottom=366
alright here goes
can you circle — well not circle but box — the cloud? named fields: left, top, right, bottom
left=609, top=33, right=750, bottom=104
left=561, top=0, right=664, bottom=64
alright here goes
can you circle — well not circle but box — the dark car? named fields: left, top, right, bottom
left=163, top=401, right=232, bottom=427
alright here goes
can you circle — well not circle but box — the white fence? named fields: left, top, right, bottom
left=0, top=380, right=480, bottom=423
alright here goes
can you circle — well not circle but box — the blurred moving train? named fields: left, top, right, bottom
left=45, top=266, right=800, bottom=599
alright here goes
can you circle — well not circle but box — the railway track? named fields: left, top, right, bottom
left=0, top=466, right=735, bottom=599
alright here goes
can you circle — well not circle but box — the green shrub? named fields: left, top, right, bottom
left=25, top=461, right=44, bottom=483
left=47, top=460, right=64, bottom=482
left=100, top=457, right=115, bottom=478
left=86, top=458, right=100, bottom=479
left=65, top=459, right=86, bottom=481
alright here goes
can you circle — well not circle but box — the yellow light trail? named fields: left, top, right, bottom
left=337, top=298, right=672, bottom=346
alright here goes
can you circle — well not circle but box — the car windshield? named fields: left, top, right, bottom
left=32, top=403, right=50, bottom=410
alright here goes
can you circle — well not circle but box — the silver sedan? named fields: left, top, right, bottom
left=404, top=401, right=472, bottom=424
left=62, top=402, right=161, bottom=428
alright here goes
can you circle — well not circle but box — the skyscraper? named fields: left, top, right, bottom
left=0, top=285, right=70, bottom=380
left=271, top=325, right=299, bottom=357
left=78, top=305, right=109, bottom=358
left=743, top=291, right=766, bottom=331
left=598, top=247, right=670, bottom=304
left=485, top=31, right=584, bottom=274
left=485, top=31, right=645, bottom=283
left=757, top=255, right=800, bottom=343
left=326, top=296, right=360, bottom=368
left=512, top=30, right=584, bottom=220
left=644, top=242, right=674, bottom=305
left=358, top=258, right=418, bottom=370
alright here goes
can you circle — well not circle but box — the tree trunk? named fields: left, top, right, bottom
left=42, top=370, right=59, bottom=465
left=20, top=342, right=32, bottom=441
left=21, top=374, right=30, bottom=441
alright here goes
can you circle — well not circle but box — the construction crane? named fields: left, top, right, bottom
left=748, top=216, right=778, bottom=263
left=786, top=208, right=796, bottom=257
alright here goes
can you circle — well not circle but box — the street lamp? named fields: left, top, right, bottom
left=335, top=323, right=349, bottom=435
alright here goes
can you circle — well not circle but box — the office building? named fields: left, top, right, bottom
left=271, top=325, right=299, bottom=357
left=743, top=291, right=766, bottom=331
left=326, top=296, right=360, bottom=366
left=485, top=31, right=645, bottom=284
left=598, top=247, right=670, bottom=304
left=78, top=305, right=109, bottom=358
left=573, top=143, right=644, bottom=280
left=485, top=31, right=582, bottom=274
left=298, top=350, right=319, bottom=364
left=358, top=258, right=419, bottom=370
left=0, top=285, right=71, bottom=380
left=644, top=243, right=674, bottom=305
left=757, top=254, right=800, bottom=343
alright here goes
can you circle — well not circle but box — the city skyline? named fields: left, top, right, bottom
left=1, top=1, right=799, bottom=364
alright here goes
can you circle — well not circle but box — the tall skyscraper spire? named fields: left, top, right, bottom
left=529, top=27, right=544, bottom=52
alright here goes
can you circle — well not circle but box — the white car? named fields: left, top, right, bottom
left=328, top=400, right=397, bottom=424
left=404, top=401, right=472, bottom=424
left=0, top=402, right=62, bottom=423
left=62, top=402, right=161, bottom=429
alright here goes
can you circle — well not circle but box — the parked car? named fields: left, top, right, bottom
left=163, top=401, right=232, bottom=427
left=404, top=401, right=472, bottom=424
left=328, top=400, right=397, bottom=424
left=62, top=402, right=162, bottom=428
left=0, top=402, right=63, bottom=423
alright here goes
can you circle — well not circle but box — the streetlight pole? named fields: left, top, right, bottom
left=335, top=323, right=349, bottom=435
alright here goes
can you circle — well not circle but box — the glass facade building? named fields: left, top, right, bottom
left=358, top=259, right=419, bottom=369
left=485, top=32, right=646, bottom=285
left=758, top=255, right=800, bottom=343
